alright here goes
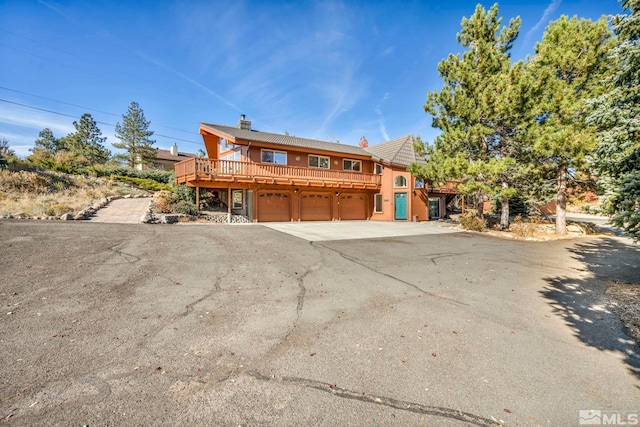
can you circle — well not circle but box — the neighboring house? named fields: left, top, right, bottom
left=175, top=115, right=457, bottom=222
left=137, top=144, right=196, bottom=170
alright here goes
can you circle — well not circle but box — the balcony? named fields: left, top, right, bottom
left=175, top=158, right=381, bottom=189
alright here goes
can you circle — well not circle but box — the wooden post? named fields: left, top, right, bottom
left=195, top=185, right=200, bottom=214
left=227, top=187, right=231, bottom=223
left=461, top=194, right=465, bottom=215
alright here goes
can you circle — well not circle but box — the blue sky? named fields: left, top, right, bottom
left=0, top=0, right=622, bottom=158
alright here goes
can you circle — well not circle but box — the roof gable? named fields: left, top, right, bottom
left=365, top=134, right=427, bottom=167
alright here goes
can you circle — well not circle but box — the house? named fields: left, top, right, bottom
left=137, top=144, right=196, bottom=170
left=174, top=115, right=457, bottom=222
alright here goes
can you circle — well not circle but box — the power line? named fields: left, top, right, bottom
left=0, top=86, right=120, bottom=118
left=0, top=86, right=199, bottom=136
left=0, top=98, right=203, bottom=147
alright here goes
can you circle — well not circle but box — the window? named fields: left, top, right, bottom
left=374, top=194, right=383, bottom=213
left=309, top=155, right=330, bottom=169
left=394, top=175, right=407, bottom=188
left=221, top=150, right=241, bottom=172
left=343, top=159, right=362, bottom=172
left=415, top=178, right=424, bottom=188
left=232, top=190, right=243, bottom=209
left=220, top=138, right=237, bottom=153
left=261, top=149, right=287, bottom=165
left=374, top=163, right=383, bottom=175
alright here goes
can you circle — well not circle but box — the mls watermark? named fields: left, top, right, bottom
left=579, top=410, right=639, bottom=425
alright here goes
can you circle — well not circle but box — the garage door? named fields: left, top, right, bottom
left=257, top=192, right=291, bottom=222
left=300, top=193, right=332, bottom=221
left=339, top=194, right=368, bottom=220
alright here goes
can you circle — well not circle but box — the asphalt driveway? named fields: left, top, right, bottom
left=1, top=221, right=638, bottom=426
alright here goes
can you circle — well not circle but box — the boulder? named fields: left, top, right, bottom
left=60, top=212, right=74, bottom=221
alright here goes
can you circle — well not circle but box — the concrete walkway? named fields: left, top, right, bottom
left=88, top=197, right=150, bottom=224
left=262, top=220, right=460, bottom=241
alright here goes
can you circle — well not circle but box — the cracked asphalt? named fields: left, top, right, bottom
left=1, top=221, right=639, bottom=426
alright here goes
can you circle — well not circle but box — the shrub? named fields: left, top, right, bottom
left=459, top=212, right=487, bottom=231
left=172, top=200, right=198, bottom=215
left=174, top=183, right=196, bottom=203
left=154, top=190, right=176, bottom=213
left=0, top=170, right=49, bottom=193
left=87, top=166, right=174, bottom=184
left=113, top=176, right=172, bottom=192
left=45, top=203, right=73, bottom=216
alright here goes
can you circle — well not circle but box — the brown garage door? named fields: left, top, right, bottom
left=300, top=193, right=332, bottom=221
left=339, top=194, right=368, bottom=220
left=257, top=192, right=291, bottom=222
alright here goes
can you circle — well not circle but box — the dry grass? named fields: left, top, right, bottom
left=0, top=169, right=149, bottom=218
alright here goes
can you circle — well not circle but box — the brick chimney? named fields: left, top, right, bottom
left=237, top=114, right=251, bottom=130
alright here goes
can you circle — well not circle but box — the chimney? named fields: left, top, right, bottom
left=170, top=143, right=178, bottom=156
left=359, top=136, right=369, bottom=148
left=237, top=114, right=251, bottom=130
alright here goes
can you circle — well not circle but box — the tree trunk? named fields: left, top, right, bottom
left=475, top=189, right=484, bottom=219
left=556, top=165, right=567, bottom=236
left=500, top=179, right=509, bottom=230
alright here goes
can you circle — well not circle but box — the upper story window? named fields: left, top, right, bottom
left=394, top=175, right=407, bottom=188
left=415, top=178, right=424, bottom=188
left=309, top=155, right=330, bottom=169
left=343, top=159, right=362, bottom=172
left=221, top=150, right=241, bottom=162
left=220, top=138, right=237, bottom=153
left=374, top=163, right=383, bottom=175
left=261, top=149, right=287, bottom=165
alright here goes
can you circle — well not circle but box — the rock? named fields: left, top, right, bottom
left=47, top=216, right=58, bottom=221
left=60, top=212, right=74, bottom=221
left=161, top=214, right=179, bottom=224
left=124, top=194, right=131, bottom=199
left=567, top=224, right=584, bottom=235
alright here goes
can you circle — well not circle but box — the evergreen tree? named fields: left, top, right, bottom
left=33, top=128, right=62, bottom=153
left=587, top=0, right=640, bottom=240
left=30, top=128, right=63, bottom=161
left=0, top=138, right=14, bottom=168
left=0, top=138, right=15, bottom=157
left=411, top=3, right=531, bottom=229
left=113, top=101, right=156, bottom=168
left=530, top=16, right=613, bottom=235
left=65, top=113, right=111, bottom=166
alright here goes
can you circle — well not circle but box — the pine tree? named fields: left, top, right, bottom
left=30, top=128, right=64, bottom=161
left=530, top=16, right=613, bottom=235
left=65, top=113, right=111, bottom=166
left=0, top=138, right=14, bottom=168
left=587, top=0, right=640, bottom=240
left=113, top=101, right=156, bottom=168
left=411, top=3, right=531, bottom=229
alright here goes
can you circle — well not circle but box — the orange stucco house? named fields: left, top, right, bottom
left=175, top=115, right=457, bottom=222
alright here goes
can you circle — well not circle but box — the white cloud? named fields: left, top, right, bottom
left=374, top=92, right=390, bottom=141
left=523, top=0, right=562, bottom=46
left=0, top=104, right=74, bottom=136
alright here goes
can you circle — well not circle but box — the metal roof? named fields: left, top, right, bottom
left=365, top=134, right=428, bottom=167
left=200, top=123, right=370, bottom=157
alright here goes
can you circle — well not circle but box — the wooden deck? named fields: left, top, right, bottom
left=175, top=158, right=382, bottom=189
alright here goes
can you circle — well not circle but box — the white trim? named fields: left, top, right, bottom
left=374, top=193, right=383, bottom=213
left=374, top=163, right=383, bottom=175
left=394, top=175, right=408, bottom=188
left=261, top=149, right=287, bottom=165
left=308, top=154, right=330, bottom=169
left=343, top=158, right=362, bottom=172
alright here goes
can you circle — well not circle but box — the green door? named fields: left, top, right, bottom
left=394, top=192, right=407, bottom=220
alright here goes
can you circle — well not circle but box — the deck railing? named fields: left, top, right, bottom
left=175, top=158, right=382, bottom=187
